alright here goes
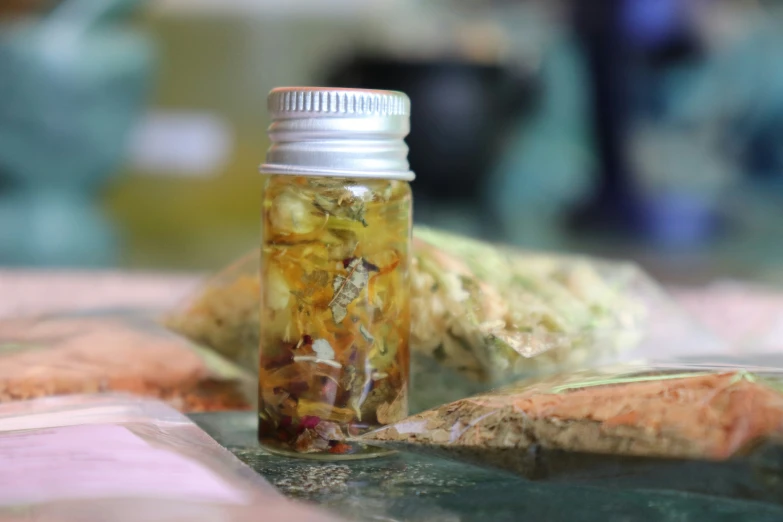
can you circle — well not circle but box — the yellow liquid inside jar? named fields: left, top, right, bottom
left=258, top=175, right=412, bottom=458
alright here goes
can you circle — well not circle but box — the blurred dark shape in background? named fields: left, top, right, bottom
left=568, top=0, right=641, bottom=236
left=327, top=56, right=533, bottom=238
left=0, top=0, right=153, bottom=267
left=3, top=0, right=783, bottom=284
left=566, top=0, right=716, bottom=244
left=489, top=0, right=783, bottom=283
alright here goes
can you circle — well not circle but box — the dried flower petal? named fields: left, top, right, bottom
left=297, top=398, right=356, bottom=424
left=359, top=325, right=374, bottom=343
left=313, top=191, right=368, bottom=227
left=270, top=190, right=322, bottom=235
left=293, top=355, right=342, bottom=369
left=265, top=266, right=291, bottom=311
left=329, top=258, right=371, bottom=324
left=312, top=339, right=335, bottom=360
left=376, top=385, right=407, bottom=425
left=299, top=415, right=321, bottom=430
left=315, top=420, right=346, bottom=442
left=328, top=442, right=352, bottom=455
left=295, top=429, right=330, bottom=453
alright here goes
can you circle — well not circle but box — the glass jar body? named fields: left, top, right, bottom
left=258, top=174, right=412, bottom=459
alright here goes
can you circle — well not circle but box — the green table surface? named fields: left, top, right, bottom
left=190, top=412, right=783, bottom=522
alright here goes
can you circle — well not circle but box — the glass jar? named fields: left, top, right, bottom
left=257, top=88, right=414, bottom=459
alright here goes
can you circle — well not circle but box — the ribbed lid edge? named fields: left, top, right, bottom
left=268, top=87, right=410, bottom=118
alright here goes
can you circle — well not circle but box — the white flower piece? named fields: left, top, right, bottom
left=371, top=372, right=388, bottom=381
left=479, top=320, right=506, bottom=332
left=359, top=325, right=374, bottom=343
left=270, top=190, right=320, bottom=235
left=293, top=355, right=342, bottom=369
left=312, top=338, right=335, bottom=360
left=442, top=272, right=470, bottom=303
left=265, top=266, right=290, bottom=311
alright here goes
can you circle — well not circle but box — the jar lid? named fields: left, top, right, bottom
left=259, top=87, right=415, bottom=181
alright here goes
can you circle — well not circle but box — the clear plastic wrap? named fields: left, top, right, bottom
left=357, top=361, right=783, bottom=503
left=675, top=281, right=783, bottom=352
left=407, top=228, right=721, bottom=410
left=0, top=393, right=343, bottom=521
left=0, top=311, right=256, bottom=412
left=164, top=253, right=262, bottom=373
left=165, top=227, right=718, bottom=412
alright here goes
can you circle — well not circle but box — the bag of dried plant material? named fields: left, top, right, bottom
left=0, top=393, right=343, bottom=522
left=165, top=227, right=717, bottom=412
left=0, top=311, right=256, bottom=413
left=407, top=228, right=720, bottom=410
left=357, top=361, right=783, bottom=503
left=165, top=250, right=262, bottom=373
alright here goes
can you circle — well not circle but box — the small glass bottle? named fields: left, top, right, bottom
left=257, top=87, right=413, bottom=459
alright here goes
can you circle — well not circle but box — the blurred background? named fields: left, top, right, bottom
left=3, top=0, right=783, bottom=285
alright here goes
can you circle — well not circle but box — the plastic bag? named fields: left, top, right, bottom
left=407, top=228, right=720, bottom=410
left=357, top=361, right=783, bottom=503
left=165, top=227, right=716, bottom=411
left=675, top=281, right=783, bottom=351
left=0, top=311, right=256, bottom=412
left=0, top=393, right=343, bottom=521
left=165, top=251, right=262, bottom=373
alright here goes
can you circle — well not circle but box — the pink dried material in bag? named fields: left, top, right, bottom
left=362, top=366, right=783, bottom=460
left=0, top=394, right=344, bottom=522
left=358, top=363, right=783, bottom=502
left=0, top=313, right=256, bottom=413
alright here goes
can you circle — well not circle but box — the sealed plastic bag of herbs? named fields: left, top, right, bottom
left=0, top=311, right=256, bottom=413
left=165, top=227, right=712, bottom=412
left=357, top=362, right=783, bottom=504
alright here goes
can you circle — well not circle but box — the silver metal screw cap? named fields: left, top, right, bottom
left=259, top=87, right=414, bottom=181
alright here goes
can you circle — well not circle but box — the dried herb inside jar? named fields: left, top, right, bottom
left=258, top=175, right=412, bottom=456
